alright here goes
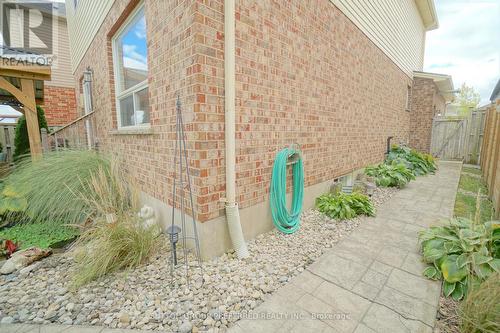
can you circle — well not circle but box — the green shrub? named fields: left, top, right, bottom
left=3, top=150, right=112, bottom=225
left=386, top=145, right=437, bottom=176
left=419, top=216, right=500, bottom=300
left=316, top=192, right=374, bottom=220
left=365, top=160, right=415, bottom=188
left=0, top=223, right=79, bottom=249
left=13, top=105, right=49, bottom=159
left=459, top=273, right=500, bottom=333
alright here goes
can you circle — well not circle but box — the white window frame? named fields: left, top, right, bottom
left=82, top=73, right=93, bottom=149
left=111, top=2, right=149, bottom=129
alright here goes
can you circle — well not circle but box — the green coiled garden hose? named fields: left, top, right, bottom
left=270, top=147, right=304, bottom=234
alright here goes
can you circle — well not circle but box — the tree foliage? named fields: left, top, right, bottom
left=456, top=83, right=481, bottom=116
left=13, top=105, right=49, bottom=159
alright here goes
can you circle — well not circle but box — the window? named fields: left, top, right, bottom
left=82, top=70, right=93, bottom=148
left=112, top=4, right=149, bottom=128
left=406, top=85, right=412, bottom=111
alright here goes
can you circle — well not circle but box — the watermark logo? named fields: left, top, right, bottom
left=1, top=1, right=53, bottom=54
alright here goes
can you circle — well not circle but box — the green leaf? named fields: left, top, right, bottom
left=456, top=253, right=471, bottom=268
left=471, top=252, right=492, bottom=265
left=487, top=258, right=500, bottom=272
left=451, top=281, right=465, bottom=301
left=441, top=255, right=468, bottom=283
left=443, top=280, right=456, bottom=297
left=473, top=263, right=494, bottom=280
left=423, top=266, right=439, bottom=280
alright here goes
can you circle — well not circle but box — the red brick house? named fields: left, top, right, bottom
left=410, top=71, right=455, bottom=153
left=62, top=0, right=453, bottom=258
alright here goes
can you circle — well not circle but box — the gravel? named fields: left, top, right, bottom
left=434, top=295, right=460, bottom=333
left=0, top=187, right=397, bottom=332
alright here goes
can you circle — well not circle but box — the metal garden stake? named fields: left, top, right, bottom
left=168, top=95, right=202, bottom=287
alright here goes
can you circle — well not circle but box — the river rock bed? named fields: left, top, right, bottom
left=0, top=187, right=396, bottom=332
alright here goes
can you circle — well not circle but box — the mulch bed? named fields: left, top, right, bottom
left=434, top=295, right=460, bottom=333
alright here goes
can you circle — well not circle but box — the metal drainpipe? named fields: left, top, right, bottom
left=224, top=0, right=249, bottom=259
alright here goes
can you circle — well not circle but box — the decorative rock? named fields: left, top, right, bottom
left=18, top=262, right=41, bottom=276
left=1, top=316, right=14, bottom=324
left=119, top=313, right=130, bottom=325
left=0, top=188, right=396, bottom=332
left=0, top=248, right=52, bottom=274
left=179, top=320, right=193, bottom=333
left=203, top=316, right=214, bottom=327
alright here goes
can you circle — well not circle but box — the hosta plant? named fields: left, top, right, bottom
left=365, top=160, right=415, bottom=188
left=316, top=192, right=374, bottom=220
left=419, top=217, right=500, bottom=300
left=386, top=145, right=437, bottom=176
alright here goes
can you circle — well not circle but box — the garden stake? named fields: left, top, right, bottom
left=168, top=95, right=203, bottom=287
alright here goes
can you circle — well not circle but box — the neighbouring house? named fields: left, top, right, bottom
left=62, top=0, right=446, bottom=258
left=409, top=71, right=455, bottom=153
left=0, top=1, right=77, bottom=129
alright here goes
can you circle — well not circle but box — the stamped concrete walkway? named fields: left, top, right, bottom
left=228, top=161, right=462, bottom=333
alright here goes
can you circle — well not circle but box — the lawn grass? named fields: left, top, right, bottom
left=458, top=174, right=488, bottom=194
left=461, top=166, right=482, bottom=176
left=0, top=223, right=79, bottom=249
left=454, top=192, right=494, bottom=223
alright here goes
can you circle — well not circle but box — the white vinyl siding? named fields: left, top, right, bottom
left=330, top=0, right=426, bottom=77
left=65, top=0, right=115, bottom=73
left=5, top=12, right=73, bottom=87
left=50, top=17, right=74, bottom=87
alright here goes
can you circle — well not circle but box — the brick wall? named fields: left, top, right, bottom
left=72, top=0, right=203, bottom=219
left=42, top=85, right=78, bottom=126
left=73, top=0, right=414, bottom=225
left=409, top=77, right=438, bottom=153
left=198, top=0, right=413, bottom=219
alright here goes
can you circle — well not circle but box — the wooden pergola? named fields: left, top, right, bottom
left=0, top=62, right=51, bottom=159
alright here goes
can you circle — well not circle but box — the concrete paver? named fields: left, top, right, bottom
left=230, top=161, right=462, bottom=333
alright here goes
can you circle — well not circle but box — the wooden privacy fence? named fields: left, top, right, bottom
left=0, top=124, right=16, bottom=163
left=480, top=100, right=500, bottom=218
left=430, top=110, right=486, bottom=164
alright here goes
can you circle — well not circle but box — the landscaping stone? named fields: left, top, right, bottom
left=0, top=163, right=461, bottom=332
left=0, top=188, right=393, bottom=331
left=0, top=248, right=52, bottom=275
left=0, top=187, right=391, bottom=331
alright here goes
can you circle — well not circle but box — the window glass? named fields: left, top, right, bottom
left=115, top=8, right=147, bottom=92
left=119, top=95, right=135, bottom=127
left=134, top=88, right=150, bottom=125
left=112, top=4, right=149, bottom=128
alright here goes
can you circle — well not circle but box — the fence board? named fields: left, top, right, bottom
left=430, top=110, right=486, bottom=164
left=0, top=124, right=16, bottom=163
left=480, top=100, right=500, bottom=218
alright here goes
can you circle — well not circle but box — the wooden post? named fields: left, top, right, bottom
left=20, top=79, right=42, bottom=159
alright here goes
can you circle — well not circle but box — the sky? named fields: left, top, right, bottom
left=121, top=10, right=147, bottom=72
left=424, top=0, right=500, bottom=106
